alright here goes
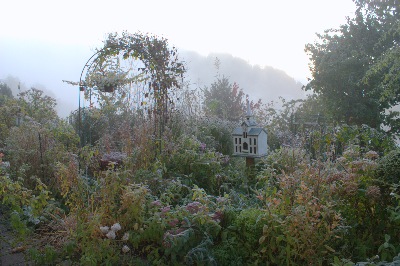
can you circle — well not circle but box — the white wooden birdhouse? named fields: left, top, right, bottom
left=232, top=100, right=268, bottom=158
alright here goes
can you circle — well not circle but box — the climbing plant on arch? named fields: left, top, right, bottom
left=82, top=31, right=186, bottom=148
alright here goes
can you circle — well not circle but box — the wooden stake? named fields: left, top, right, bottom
left=246, top=157, right=255, bottom=168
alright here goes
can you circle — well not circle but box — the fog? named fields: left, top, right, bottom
left=1, top=0, right=358, bottom=118
left=1, top=39, right=304, bottom=118
left=181, top=51, right=304, bottom=102
left=1, top=39, right=94, bottom=117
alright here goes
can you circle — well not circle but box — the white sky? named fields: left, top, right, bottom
left=1, top=0, right=355, bottom=81
left=0, top=0, right=356, bottom=117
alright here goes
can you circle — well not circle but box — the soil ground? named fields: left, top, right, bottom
left=0, top=207, right=32, bottom=266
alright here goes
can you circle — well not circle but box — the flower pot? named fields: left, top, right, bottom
left=102, top=84, right=115, bottom=93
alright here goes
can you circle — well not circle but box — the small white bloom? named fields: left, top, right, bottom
left=122, top=232, right=129, bottom=241
left=106, top=230, right=116, bottom=239
left=122, top=245, right=130, bottom=253
left=111, top=223, right=122, bottom=232
left=100, top=226, right=109, bottom=234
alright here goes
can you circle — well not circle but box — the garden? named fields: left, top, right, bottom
left=1, top=29, right=400, bottom=266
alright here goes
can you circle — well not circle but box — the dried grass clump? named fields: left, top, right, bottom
left=35, top=214, right=77, bottom=249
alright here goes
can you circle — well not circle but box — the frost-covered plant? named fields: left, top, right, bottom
left=111, top=222, right=121, bottom=232
left=121, top=245, right=130, bottom=253
left=106, top=230, right=116, bottom=240
left=375, top=149, right=400, bottom=185
left=99, top=226, right=109, bottom=234
left=257, top=162, right=343, bottom=265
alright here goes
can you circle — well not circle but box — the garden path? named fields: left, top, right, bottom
left=0, top=207, right=31, bottom=266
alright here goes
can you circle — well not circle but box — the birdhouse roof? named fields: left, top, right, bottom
left=232, top=127, right=267, bottom=136
left=232, top=127, right=243, bottom=135
left=242, top=120, right=258, bottom=127
left=248, top=128, right=266, bottom=135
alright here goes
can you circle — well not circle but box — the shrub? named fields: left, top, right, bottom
left=195, top=117, right=235, bottom=155
left=335, top=125, right=396, bottom=156
left=5, top=120, right=78, bottom=190
left=375, top=149, right=400, bottom=185
left=262, top=147, right=308, bottom=175
left=28, top=245, right=59, bottom=265
left=213, top=208, right=267, bottom=265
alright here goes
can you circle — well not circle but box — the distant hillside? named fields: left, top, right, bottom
left=1, top=39, right=305, bottom=118
left=181, top=51, right=305, bottom=103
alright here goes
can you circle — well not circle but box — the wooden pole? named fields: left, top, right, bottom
left=246, top=157, right=255, bottom=168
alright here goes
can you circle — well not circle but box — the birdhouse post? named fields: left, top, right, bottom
left=232, top=99, right=268, bottom=167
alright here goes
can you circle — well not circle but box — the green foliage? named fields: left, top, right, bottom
left=69, top=107, right=112, bottom=147
left=214, top=208, right=267, bottom=264
left=85, top=31, right=186, bottom=150
left=28, top=245, right=59, bottom=265
left=1, top=175, right=30, bottom=213
left=255, top=97, right=312, bottom=151
left=378, top=235, right=397, bottom=262
left=196, top=117, right=235, bottom=155
left=327, top=145, right=400, bottom=262
left=2, top=28, right=400, bottom=266
left=9, top=211, right=30, bottom=239
left=258, top=162, right=343, bottom=265
left=2, top=121, right=399, bottom=265
left=166, top=135, right=203, bottom=175
left=263, top=147, right=308, bottom=174
left=0, top=82, right=13, bottom=106
left=164, top=134, right=233, bottom=194
left=335, top=125, right=396, bottom=155
left=305, top=1, right=400, bottom=134
left=355, top=0, right=400, bottom=134
left=0, top=96, right=20, bottom=147
left=79, top=239, right=121, bottom=266
left=275, top=123, right=396, bottom=162
left=375, top=149, right=400, bottom=185
left=6, top=120, right=77, bottom=189
left=1, top=175, right=52, bottom=220
left=203, top=76, right=245, bottom=122
left=305, top=12, right=382, bottom=127
left=17, top=88, right=58, bottom=124
left=190, top=160, right=222, bottom=195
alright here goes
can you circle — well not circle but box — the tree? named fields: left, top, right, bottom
left=355, top=0, right=400, bottom=134
left=0, top=91, right=18, bottom=148
left=305, top=1, right=399, bottom=134
left=0, top=83, right=13, bottom=98
left=0, top=82, right=13, bottom=106
left=17, top=88, right=58, bottom=124
left=305, top=11, right=384, bottom=127
left=203, top=77, right=245, bottom=122
left=0, top=86, right=59, bottom=149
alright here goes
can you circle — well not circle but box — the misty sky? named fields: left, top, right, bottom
left=0, top=0, right=356, bottom=116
